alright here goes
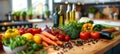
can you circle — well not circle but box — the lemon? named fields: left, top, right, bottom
left=33, top=35, right=41, bottom=44
left=22, top=33, right=33, bottom=41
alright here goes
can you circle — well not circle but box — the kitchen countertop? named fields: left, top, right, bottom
left=47, top=31, right=120, bottom=54
left=1, top=19, right=120, bottom=54
left=0, top=31, right=120, bottom=54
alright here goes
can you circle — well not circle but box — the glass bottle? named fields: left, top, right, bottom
left=53, top=7, right=59, bottom=27
left=70, top=3, right=76, bottom=21
left=65, top=4, right=71, bottom=24
left=58, top=5, right=64, bottom=26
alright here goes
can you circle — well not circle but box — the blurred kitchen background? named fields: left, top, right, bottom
left=0, top=0, right=120, bottom=21
left=0, top=0, right=120, bottom=32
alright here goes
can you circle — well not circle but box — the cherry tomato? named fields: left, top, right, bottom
left=80, top=32, right=90, bottom=40
left=90, top=31, right=100, bottom=39
left=65, top=35, right=70, bottom=41
left=57, top=34, right=65, bottom=41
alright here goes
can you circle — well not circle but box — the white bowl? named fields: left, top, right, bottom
left=3, top=44, right=27, bottom=54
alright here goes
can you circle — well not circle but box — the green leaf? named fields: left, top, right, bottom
left=40, top=50, right=47, bottom=54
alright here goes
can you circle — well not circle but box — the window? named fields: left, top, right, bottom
left=54, top=0, right=62, bottom=3
left=32, top=0, right=46, bottom=15
left=11, top=0, right=53, bottom=15
left=12, top=0, right=27, bottom=11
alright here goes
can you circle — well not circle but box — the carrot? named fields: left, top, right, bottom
left=35, top=34, right=57, bottom=46
left=41, top=31, right=58, bottom=41
left=42, top=41, right=49, bottom=47
left=102, top=27, right=116, bottom=32
left=56, top=40, right=63, bottom=45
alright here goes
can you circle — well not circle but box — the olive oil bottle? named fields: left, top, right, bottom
left=58, top=5, right=64, bottom=26
left=70, top=3, right=76, bottom=22
left=53, top=7, right=59, bottom=27
left=65, top=4, right=71, bottom=24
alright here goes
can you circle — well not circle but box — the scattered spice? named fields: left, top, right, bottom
left=63, top=49, right=68, bottom=52
left=92, top=41, right=95, bottom=44
left=101, top=39, right=103, bottom=41
left=95, top=39, right=99, bottom=43
left=60, top=51, right=64, bottom=54
left=53, top=39, right=99, bottom=53
left=82, top=48, right=84, bottom=50
left=88, top=43, right=91, bottom=46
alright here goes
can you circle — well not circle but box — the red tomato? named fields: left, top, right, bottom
left=80, top=32, right=90, bottom=40
left=57, top=34, right=65, bottom=41
left=65, top=36, right=70, bottom=41
left=90, top=32, right=100, bottom=39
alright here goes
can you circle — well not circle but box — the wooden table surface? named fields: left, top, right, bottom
left=0, top=31, right=120, bottom=54
left=47, top=31, right=120, bottom=54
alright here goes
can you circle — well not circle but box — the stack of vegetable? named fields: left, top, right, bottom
left=58, top=20, right=116, bottom=40
left=18, top=25, right=42, bottom=35
left=0, top=20, right=117, bottom=54
left=35, top=31, right=63, bottom=47
left=17, top=40, right=43, bottom=54
left=2, top=36, right=28, bottom=54
left=2, top=36, right=27, bottom=50
left=79, top=22, right=115, bottom=40
left=43, top=25, right=71, bottom=42
left=60, top=21, right=85, bottom=39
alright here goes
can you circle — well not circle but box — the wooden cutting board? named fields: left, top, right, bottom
left=47, top=31, right=120, bottom=54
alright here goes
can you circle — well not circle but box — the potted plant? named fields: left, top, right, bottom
left=88, top=7, right=97, bottom=18
left=21, top=11, right=27, bottom=20
left=13, top=11, right=21, bottom=20
left=27, top=8, right=33, bottom=20
left=44, top=8, right=50, bottom=18
left=36, top=14, right=40, bottom=19
left=2, top=36, right=27, bottom=54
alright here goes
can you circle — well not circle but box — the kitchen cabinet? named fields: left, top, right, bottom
left=113, top=43, right=120, bottom=54
left=105, top=43, right=120, bottom=54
